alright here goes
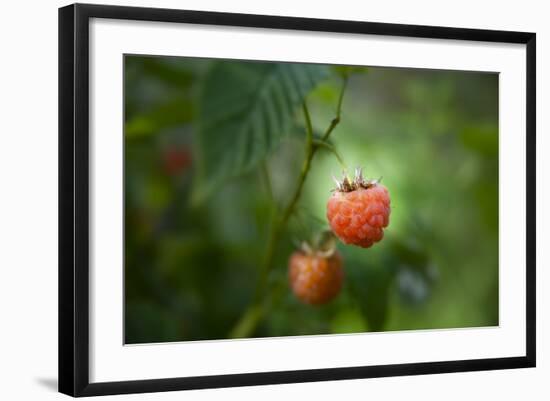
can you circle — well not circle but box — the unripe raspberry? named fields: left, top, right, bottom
left=288, top=249, right=343, bottom=305
left=327, top=168, right=390, bottom=248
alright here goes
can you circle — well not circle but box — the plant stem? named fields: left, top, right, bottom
left=312, top=139, right=347, bottom=170
left=279, top=103, right=315, bottom=227
left=229, top=77, right=348, bottom=338
left=322, top=75, right=348, bottom=141
left=250, top=103, right=315, bottom=305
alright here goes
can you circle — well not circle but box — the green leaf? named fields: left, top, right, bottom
left=193, top=61, right=330, bottom=202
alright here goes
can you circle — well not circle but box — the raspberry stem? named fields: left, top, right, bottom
left=251, top=102, right=316, bottom=303
left=312, top=139, right=347, bottom=170
left=230, top=76, right=349, bottom=338
left=322, top=75, right=348, bottom=141
left=279, top=102, right=316, bottom=228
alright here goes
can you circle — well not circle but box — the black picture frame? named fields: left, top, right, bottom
left=59, top=3, right=536, bottom=397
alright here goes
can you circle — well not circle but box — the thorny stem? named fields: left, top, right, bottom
left=229, top=76, right=349, bottom=338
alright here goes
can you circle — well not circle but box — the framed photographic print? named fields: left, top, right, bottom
left=58, top=3, right=536, bottom=397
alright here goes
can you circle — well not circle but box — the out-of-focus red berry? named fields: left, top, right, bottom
left=162, top=147, right=192, bottom=176
left=288, top=249, right=343, bottom=305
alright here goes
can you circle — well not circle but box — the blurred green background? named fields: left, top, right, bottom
left=124, top=55, right=498, bottom=344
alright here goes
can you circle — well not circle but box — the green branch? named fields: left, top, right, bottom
left=312, top=139, right=347, bottom=170
left=249, top=103, right=315, bottom=305
left=322, top=75, right=348, bottom=141
left=229, top=77, right=348, bottom=338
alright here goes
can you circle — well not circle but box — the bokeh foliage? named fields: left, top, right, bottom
left=124, top=55, right=498, bottom=343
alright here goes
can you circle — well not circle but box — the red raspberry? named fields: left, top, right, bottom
left=288, top=249, right=343, bottom=305
left=326, top=169, right=390, bottom=248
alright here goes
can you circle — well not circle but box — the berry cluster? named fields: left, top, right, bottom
left=288, top=168, right=391, bottom=305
